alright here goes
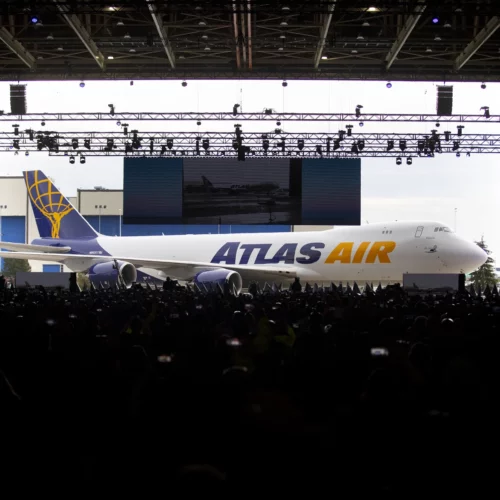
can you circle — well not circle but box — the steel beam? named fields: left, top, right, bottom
left=53, top=0, right=106, bottom=70
left=147, top=0, right=176, bottom=68
left=314, top=0, right=336, bottom=69
left=0, top=26, right=36, bottom=69
left=454, top=16, right=500, bottom=70
left=385, top=0, right=426, bottom=70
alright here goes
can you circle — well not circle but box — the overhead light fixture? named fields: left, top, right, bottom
left=432, top=16, right=439, bottom=24
left=386, top=82, right=392, bottom=88
left=357, top=34, right=364, bottom=40
left=124, top=33, right=131, bottom=39
left=321, top=55, right=328, bottom=60
left=46, top=33, right=54, bottom=40
left=129, top=48, right=136, bottom=53
left=199, top=20, right=206, bottom=26
left=406, top=157, right=412, bottom=165
left=57, top=46, right=64, bottom=51
left=351, top=49, right=358, bottom=54
left=31, top=16, right=39, bottom=24
left=367, top=6, right=380, bottom=12
left=108, top=55, right=114, bottom=60
left=80, top=82, right=85, bottom=88
left=425, top=47, right=432, bottom=53
left=481, top=82, right=486, bottom=89
left=204, top=45, right=211, bottom=51
left=116, top=21, right=125, bottom=26
left=444, top=21, right=451, bottom=28
left=434, top=35, right=442, bottom=41
left=80, top=156, right=86, bottom=164
left=280, top=21, right=288, bottom=26
left=282, top=6, right=290, bottom=11
left=362, top=21, right=370, bottom=27
left=396, top=157, right=402, bottom=165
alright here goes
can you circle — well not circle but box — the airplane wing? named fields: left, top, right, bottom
left=0, top=242, right=72, bottom=253
left=0, top=251, right=300, bottom=281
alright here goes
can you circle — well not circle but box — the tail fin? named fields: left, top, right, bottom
left=24, top=170, right=99, bottom=239
left=201, top=175, right=214, bottom=188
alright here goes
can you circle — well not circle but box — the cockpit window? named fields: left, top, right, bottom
left=434, top=226, right=453, bottom=233
left=443, top=227, right=452, bottom=232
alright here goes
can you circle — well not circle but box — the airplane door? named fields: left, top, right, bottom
left=415, top=226, right=424, bottom=238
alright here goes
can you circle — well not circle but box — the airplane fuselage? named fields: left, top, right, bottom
left=32, top=220, right=485, bottom=284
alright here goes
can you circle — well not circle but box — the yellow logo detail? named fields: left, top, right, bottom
left=25, top=171, right=73, bottom=239
left=324, top=241, right=396, bottom=264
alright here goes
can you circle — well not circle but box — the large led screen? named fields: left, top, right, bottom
left=123, top=157, right=360, bottom=225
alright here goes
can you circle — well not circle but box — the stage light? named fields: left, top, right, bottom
left=233, top=104, right=240, bottom=116
left=351, top=143, right=359, bottom=154
left=432, top=16, right=439, bottom=24
left=69, top=156, right=75, bottom=164
left=80, top=82, right=85, bottom=88
left=282, top=80, right=288, bottom=87
left=13, top=124, right=19, bottom=135
left=387, top=140, right=394, bottom=151
left=355, top=105, right=363, bottom=117
left=396, top=157, right=402, bottom=165
left=108, top=104, right=115, bottom=115
left=346, top=125, right=353, bottom=136
left=386, top=82, right=392, bottom=88
left=13, top=140, right=19, bottom=150
left=150, top=138, right=154, bottom=154
left=161, top=145, right=167, bottom=155
left=167, top=139, right=173, bottom=149
left=263, top=139, right=269, bottom=152
left=316, top=145, right=322, bottom=156
left=84, top=139, right=91, bottom=150
left=31, top=16, right=39, bottom=24
left=202, top=139, right=210, bottom=151
left=333, top=139, right=340, bottom=151
left=444, top=131, right=451, bottom=141
left=357, top=140, right=365, bottom=151
left=297, top=139, right=304, bottom=151
left=406, top=157, right=412, bottom=165
left=72, top=139, right=78, bottom=149
left=481, top=106, right=490, bottom=118
left=452, top=141, right=459, bottom=151
left=399, top=140, right=407, bottom=151
left=182, top=81, right=187, bottom=87
left=80, top=156, right=86, bottom=164
left=481, top=83, right=486, bottom=89
left=457, top=125, right=464, bottom=136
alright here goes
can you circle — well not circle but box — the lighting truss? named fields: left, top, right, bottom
left=2, top=131, right=500, bottom=157
left=0, top=112, right=498, bottom=123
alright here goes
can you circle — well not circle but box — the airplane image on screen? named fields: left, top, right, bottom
left=184, top=175, right=280, bottom=195
left=0, top=171, right=487, bottom=294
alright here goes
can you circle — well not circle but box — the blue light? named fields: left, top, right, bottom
left=31, top=16, right=39, bottom=24
left=386, top=82, right=392, bottom=88
left=432, top=16, right=439, bottom=24
left=79, top=82, right=85, bottom=88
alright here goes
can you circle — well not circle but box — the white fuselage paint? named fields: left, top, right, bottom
left=89, top=220, right=486, bottom=284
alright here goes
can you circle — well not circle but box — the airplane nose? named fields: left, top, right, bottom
left=470, top=243, right=488, bottom=270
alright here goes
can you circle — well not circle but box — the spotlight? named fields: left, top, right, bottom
left=444, top=131, right=451, bottom=141
left=80, top=156, right=86, bottom=164
left=386, top=82, right=392, bottom=88
left=481, top=82, right=486, bottom=89
left=333, top=139, right=340, bottom=151
left=41, top=121, right=45, bottom=126
left=351, top=143, right=359, bottom=154
left=387, top=140, right=394, bottom=151
left=263, top=139, right=269, bottom=152
left=108, top=104, right=115, bottom=115
left=282, top=80, right=288, bottom=87
left=182, top=81, right=187, bottom=87
left=28, top=129, right=34, bottom=141
left=346, top=125, right=353, bottom=136
left=13, top=140, right=19, bottom=150
left=84, top=139, right=91, bottom=150
left=150, top=138, right=154, bottom=154
left=13, top=124, right=19, bottom=135
left=316, top=145, right=322, bottom=156
left=167, top=139, right=173, bottom=149
left=456, top=152, right=460, bottom=157
left=357, top=140, right=365, bottom=151
left=396, top=157, right=402, bottom=165
left=276, top=121, right=281, bottom=126
left=202, top=139, right=210, bottom=151
left=297, top=139, right=304, bottom=151
left=481, top=106, right=490, bottom=118
left=435, top=122, right=440, bottom=127
left=399, top=140, right=407, bottom=151
left=160, top=145, right=167, bottom=155
left=130, top=81, right=134, bottom=86
left=106, top=138, right=114, bottom=151
left=72, top=139, right=78, bottom=149
left=457, top=125, right=464, bottom=136
left=355, top=105, right=363, bottom=117
left=116, top=121, right=122, bottom=127
left=197, top=121, right=201, bottom=126
left=80, top=82, right=85, bottom=88
left=432, top=16, right=439, bottom=24
left=406, top=157, right=412, bottom=165
left=359, top=122, right=364, bottom=127
left=31, top=16, right=39, bottom=24
left=452, top=141, right=460, bottom=151
left=69, top=156, right=75, bottom=164
left=25, top=151, right=29, bottom=157
left=233, top=104, right=240, bottom=116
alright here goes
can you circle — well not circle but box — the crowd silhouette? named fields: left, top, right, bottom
left=1, top=281, right=498, bottom=494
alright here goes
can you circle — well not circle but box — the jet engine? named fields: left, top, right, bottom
left=88, top=260, right=137, bottom=288
left=193, top=269, right=243, bottom=295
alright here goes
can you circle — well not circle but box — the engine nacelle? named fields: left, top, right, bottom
left=88, top=260, right=137, bottom=289
left=193, top=269, right=243, bottom=295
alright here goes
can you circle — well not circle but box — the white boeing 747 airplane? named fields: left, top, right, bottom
left=0, top=171, right=487, bottom=294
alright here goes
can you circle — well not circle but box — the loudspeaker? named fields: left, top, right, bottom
left=436, top=85, right=453, bottom=116
left=10, top=84, right=27, bottom=115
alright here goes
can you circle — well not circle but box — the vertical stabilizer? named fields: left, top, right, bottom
left=24, top=170, right=99, bottom=239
